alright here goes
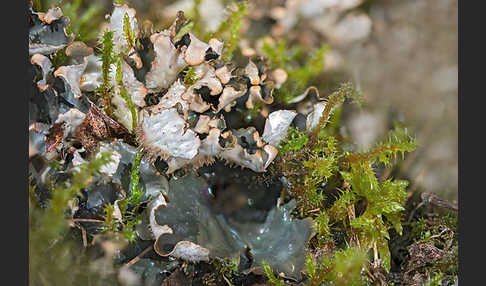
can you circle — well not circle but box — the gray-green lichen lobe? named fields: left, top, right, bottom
left=144, top=172, right=312, bottom=279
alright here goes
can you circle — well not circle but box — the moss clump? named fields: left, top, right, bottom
left=269, top=82, right=417, bottom=280
left=278, top=127, right=309, bottom=156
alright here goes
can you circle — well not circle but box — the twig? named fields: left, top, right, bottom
left=346, top=204, right=360, bottom=248
left=81, top=227, right=88, bottom=248
left=407, top=201, right=425, bottom=223
left=421, top=192, right=458, bottom=211
left=222, top=274, right=234, bottom=286
left=124, top=245, right=153, bottom=268
left=70, top=218, right=105, bottom=223
left=373, top=241, right=379, bottom=268
left=408, top=191, right=458, bottom=223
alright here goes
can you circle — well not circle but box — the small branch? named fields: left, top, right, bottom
left=373, top=241, right=379, bottom=268
left=81, top=227, right=88, bottom=248
left=346, top=204, right=360, bottom=248
left=70, top=218, right=105, bottom=223
left=124, top=245, right=153, bottom=268
left=222, top=274, right=234, bottom=286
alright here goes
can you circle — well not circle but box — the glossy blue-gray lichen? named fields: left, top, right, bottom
left=138, top=172, right=313, bottom=279
left=29, top=5, right=74, bottom=55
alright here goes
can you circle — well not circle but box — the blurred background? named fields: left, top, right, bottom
left=36, top=0, right=458, bottom=200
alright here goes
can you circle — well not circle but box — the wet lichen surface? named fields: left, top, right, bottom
left=29, top=1, right=458, bottom=286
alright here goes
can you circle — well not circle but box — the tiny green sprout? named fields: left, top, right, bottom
left=121, top=213, right=142, bottom=242
left=123, top=12, right=135, bottom=51
left=305, top=254, right=318, bottom=282
left=128, top=149, right=144, bottom=206
left=173, top=21, right=194, bottom=42
left=102, top=203, right=118, bottom=232
left=310, top=82, right=362, bottom=144
left=116, top=56, right=138, bottom=131
left=183, top=66, right=198, bottom=86
left=262, top=260, right=285, bottom=286
left=98, top=31, right=116, bottom=115
left=304, top=253, right=333, bottom=286
left=106, top=148, right=144, bottom=242
left=345, top=123, right=416, bottom=167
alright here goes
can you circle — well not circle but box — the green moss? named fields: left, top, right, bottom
left=123, top=12, right=136, bottom=51
left=174, top=21, right=195, bottom=42
left=262, top=39, right=329, bottom=104
left=208, top=1, right=248, bottom=61
left=304, top=247, right=368, bottom=286
left=278, top=127, right=308, bottom=156
left=30, top=151, right=115, bottom=285
left=62, top=0, right=103, bottom=43
left=183, top=66, right=198, bottom=86
left=115, top=56, right=138, bottom=132
left=339, top=126, right=415, bottom=270
left=96, top=31, right=116, bottom=115
left=128, top=148, right=144, bottom=206
left=310, top=82, right=362, bottom=143
left=102, top=203, right=118, bottom=232
left=313, top=212, right=331, bottom=244
left=262, top=260, right=285, bottom=286
left=270, top=83, right=416, bottom=273
left=103, top=149, right=144, bottom=242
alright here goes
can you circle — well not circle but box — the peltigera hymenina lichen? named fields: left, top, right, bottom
left=29, top=1, right=457, bottom=286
